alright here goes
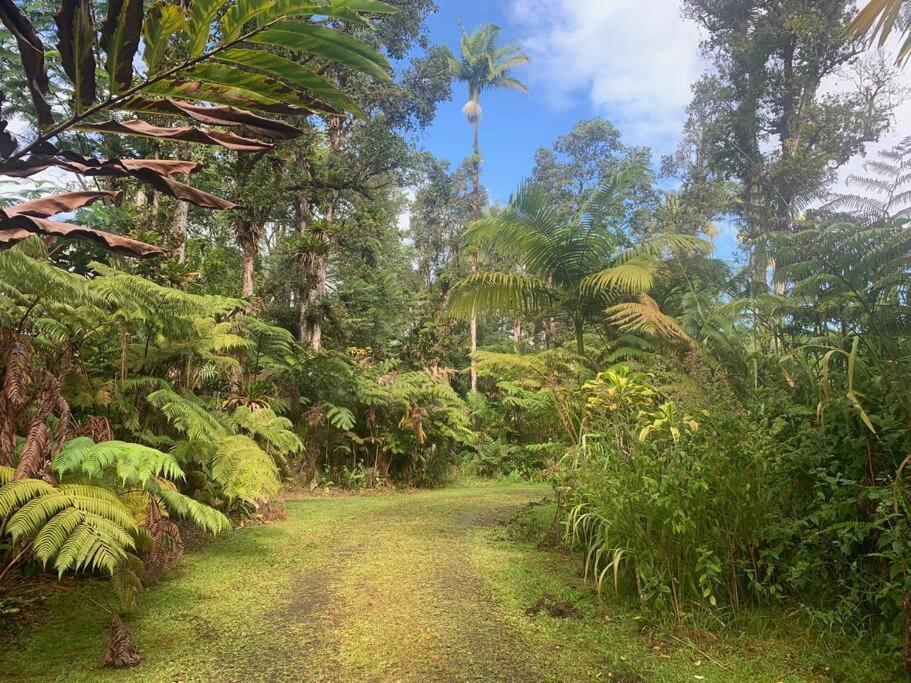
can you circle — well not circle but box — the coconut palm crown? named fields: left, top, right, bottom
left=446, top=23, right=530, bottom=124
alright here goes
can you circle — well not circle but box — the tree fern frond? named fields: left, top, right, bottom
left=605, top=295, right=697, bottom=348
left=150, top=484, right=232, bottom=534
left=211, top=435, right=281, bottom=504
left=54, top=438, right=185, bottom=485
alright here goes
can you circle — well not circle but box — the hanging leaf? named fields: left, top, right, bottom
left=54, top=0, right=97, bottom=109
left=125, top=170, right=240, bottom=209
left=143, top=1, right=186, bottom=74
left=216, top=48, right=365, bottom=117
left=0, top=152, right=201, bottom=179
left=0, top=0, right=53, bottom=127
left=121, top=97, right=302, bottom=139
left=252, top=22, right=392, bottom=81
left=100, top=0, right=144, bottom=94
left=0, top=218, right=165, bottom=258
left=3, top=191, right=119, bottom=218
left=76, top=119, right=274, bottom=152
left=0, top=120, right=17, bottom=159
left=186, top=0, right=222, bottom=58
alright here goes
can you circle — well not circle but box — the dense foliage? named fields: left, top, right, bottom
left=2, top=0, right=911, bottom=677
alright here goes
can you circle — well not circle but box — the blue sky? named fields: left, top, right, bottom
left=402, top=0, right=911, bottom=265
left=407, top=0, right=729, bottom=252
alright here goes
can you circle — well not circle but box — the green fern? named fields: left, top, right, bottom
left=211, top=435, right=281, bottom=504
left=54, top=438, right=185, bottom=485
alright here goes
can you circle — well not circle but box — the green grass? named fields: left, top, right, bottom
left=0, top=483, right=895, bottom=681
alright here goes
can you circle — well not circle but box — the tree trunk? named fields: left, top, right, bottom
left=296, top=117, right=342, bottom=351
left=241, top=232, right=256, bottom=297
left=172, top=200, right=188, bottom=265
left=299, top=226, right=328, bottom=351
left=469, top=118, right=481, bottom=393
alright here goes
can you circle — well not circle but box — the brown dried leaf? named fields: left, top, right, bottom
left=54, top=0, right=96, bottom=108
left=0, top=1, right=53, bottom=127
left=144, top=496, right=184, bottom=579
left=100, top=614, right=141, bottom=668
left=0, top=152, right=202, bottom=179
left=77, top=119, right=274, bottom=152
left=14, top=420, right=49, bottom=479
left=123, top=97, right=303, bottom=140
left=99, top=0, right=142, bottom=94
left=2, top=191, right=118, bottom=219
left=128, top=169, right=239, bottom=210
left=75, top=416, right=114, bottom=443
left=0, top=119, right=17, bottom=159
left=3, top=337, right=30, bottom=408
left=54, top=395, right=74, bottom=448
left=0, top=216, right=166, bottom=258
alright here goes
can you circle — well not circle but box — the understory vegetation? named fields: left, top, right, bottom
left=2, top=0, right=911, bottom=679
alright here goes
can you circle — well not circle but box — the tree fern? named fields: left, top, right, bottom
left=2, top=479, right=137, bottom=576
left=232, top=407, right=303, bottom=455
left=211, top=434, right=281, bottom=505
left=54, top=438, right=185, bottom=485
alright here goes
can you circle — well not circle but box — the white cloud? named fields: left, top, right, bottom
left=509, top=0, right=705, bottom=148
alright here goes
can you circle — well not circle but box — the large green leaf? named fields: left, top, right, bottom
left=221, top=0, right=273, bottom=43
left=223, top=0, right=397, bottom=42
left=144, top=79, right=307, bottom=116
left=186, top=62, right=339, bottom=113
left=143, top=1, right=186, bottom=73
left=100, top=0, right=143, bottom=94
left=217, top=48, right=364, bottom=116
left=252, top=22, right=392, bottom=81
left=186, top=0, right=222, bottom=57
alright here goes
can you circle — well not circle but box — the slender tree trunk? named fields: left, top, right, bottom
left=513, top=319, right=522, bottom=353
left=297, top=117, right=343, bottom=351
left=172, top=200, right=188, bottom=265
left=241, top=231, right=256, bottom=297
left=469, top=118, right=481, bottom=393
left=299, top=224, right=328, bottom=351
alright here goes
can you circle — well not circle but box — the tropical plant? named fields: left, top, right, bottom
left=824, top=136, right=911, bottom=221
left=446, top=22, right=529, bottom=391
left=447, top=171, right=708, bottom=355
left=0, top=0, right=395, bottom=256
left=848, top=0, right=911, bottom=65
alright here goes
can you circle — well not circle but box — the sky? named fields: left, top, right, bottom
left=411, top=0, right=911, bottom=262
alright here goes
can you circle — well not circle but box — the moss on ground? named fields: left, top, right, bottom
left=0, top=483, right=894, bottom=681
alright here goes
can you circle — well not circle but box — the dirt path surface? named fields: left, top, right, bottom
left=2, top=484, right=890, bottom=682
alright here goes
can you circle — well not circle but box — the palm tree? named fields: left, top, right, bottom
left=848, top=0, right=911, bottom=65
left=447, top=172, right=708, bottom=356
left=447, top=23, right=530, bottom=391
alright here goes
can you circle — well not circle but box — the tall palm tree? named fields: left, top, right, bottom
left=447, top=172, right=708, bottom=356
left=447, top=23, right=530, bottom=391
left=848, top=0, right=911, bottom=65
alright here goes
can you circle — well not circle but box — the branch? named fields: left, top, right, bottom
left=9, top=18, right=285, bottom=163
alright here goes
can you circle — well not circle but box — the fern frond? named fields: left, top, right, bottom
left=211, top=435, right=281, bottom=504
left=605, top=295, right=697, bottom=348
left=54, top=438, right=185, bottom=485
left=151, top=484, right=232, bottom=534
